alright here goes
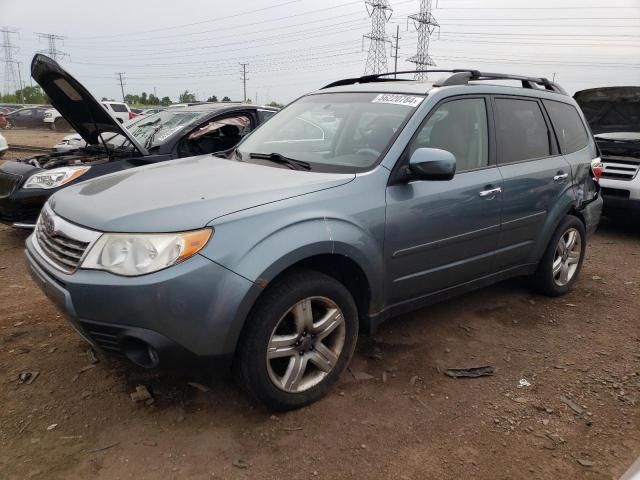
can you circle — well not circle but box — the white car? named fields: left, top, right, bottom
left=45, top=101, right=134, bottom=131
left=0, top=132, right=8, bottom=158
left=574, top=87, right=640, bottom=220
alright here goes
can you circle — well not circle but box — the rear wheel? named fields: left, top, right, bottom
left=532, top=215, right=586, bottom=296
left=236, top=269, right=358, bottom=410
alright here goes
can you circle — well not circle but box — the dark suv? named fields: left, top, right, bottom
left=25, top=70, right=602, bottom=410
left=0, top=54, right=277, bottom=228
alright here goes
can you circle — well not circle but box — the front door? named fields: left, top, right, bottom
left=385, top=96, right=503, bottom=305
left=492, top=96, right=572, bottom=268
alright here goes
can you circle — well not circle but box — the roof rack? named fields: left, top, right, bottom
left=321, top=69, right=567, bottom=95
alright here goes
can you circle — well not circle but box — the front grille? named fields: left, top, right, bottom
left=601, top=160, right=640, bottom=181
left=79, top=321, right=123, bottom=353
left=34, top=207, right=95, bottom=273
left=0, top=172, right=21, bottom=197
left=36, top=224, right=89, bottom=272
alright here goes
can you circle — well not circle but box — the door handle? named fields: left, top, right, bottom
left=554, top=172, right=569, bottom=182
left=479, top=187, right=502, bottom=197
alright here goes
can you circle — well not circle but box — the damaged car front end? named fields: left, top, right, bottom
left=574, top=87, right=640, bottom=218
left=0, top=54, right=148, bottom=228
left=0, top=54, right=276, bottom=229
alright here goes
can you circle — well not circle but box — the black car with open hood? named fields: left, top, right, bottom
left=574, top=86, right=640, bottom=217
left=0, top=54, right=279, bottom=228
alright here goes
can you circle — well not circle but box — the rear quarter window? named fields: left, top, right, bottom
left=543, top=100, right=590, bottom=154
left=495, top=98, right=551, bottom=163
left=109, top=103, right=129, bottom=113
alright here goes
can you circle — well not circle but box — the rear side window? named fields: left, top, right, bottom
left=410, top=98, right=489, bottom=172
left=543, top=100, right=589, bottom=154
left=495, top=98, right=550, bottom=163
left=109, top=103, right=129, bottom=113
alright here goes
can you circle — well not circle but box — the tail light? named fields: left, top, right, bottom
left=128, top=112, right=137, bottom=120
left=591, top=157, right=603, bottom=182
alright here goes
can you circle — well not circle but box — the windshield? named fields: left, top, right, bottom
left=126, top=110, right=209, bottom=149
left=236, top=92, right=423, bottom=172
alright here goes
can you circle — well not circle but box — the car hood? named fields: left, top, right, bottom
left=574, top=86, right=640, bottom=135
left=49, top=156, right=355, bottom=232
left=31, top=54, right=147, bottom=155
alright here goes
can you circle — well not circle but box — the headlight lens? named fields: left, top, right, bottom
left=23, top=166, right=91, bottom=189
left=81, top=229, right=213, bottom=276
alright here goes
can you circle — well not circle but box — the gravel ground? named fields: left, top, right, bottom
left=0, top=177, right=638, bottom=478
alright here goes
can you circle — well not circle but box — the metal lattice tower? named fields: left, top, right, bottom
left=408, top=0, right=439, bottom=80
left=36, top=32, right=68, bottom=61
left=1, top=27, right=21, bottom=96
left=363, top=1, right=393, bottom=75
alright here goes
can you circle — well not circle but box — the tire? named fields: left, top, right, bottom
left=531, top=215, right=586, bottom=297
left=235, top=268, right=358, bottom=411
left=4, top=120, right=13, bottom=130
left=54, top=118, right=72, bottom=132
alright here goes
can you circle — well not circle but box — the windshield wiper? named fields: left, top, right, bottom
left=248, top=152, right=311, bottom=171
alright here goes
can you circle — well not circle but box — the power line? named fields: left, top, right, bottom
left=240, top=63, right=249, bottom=102
left=0, top=26, right=22, bottom=98
left=391, top=24, right=401, bottom=77
left=407, top=0, right=439, bottom=79
left=116, top=72, right=126, bottom=101
left=363, top=0, right=393, bottom=74
left=36, top=32, right=68, bottom=61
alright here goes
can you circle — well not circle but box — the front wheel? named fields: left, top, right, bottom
left=531, top=215, right=586, bottom=296
left=235, top=269, right=358, bottom=410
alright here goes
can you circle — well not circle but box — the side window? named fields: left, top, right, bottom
left=180, top=114, right=253, bottom=157
left=259, top=109, right=277, bottom=122
left=109, top=103, right=129, bottom=113
left=543, top=100, right=589, bottom=154
left=495, top=98, right=550, bottom=163
left=410, top=98, right=489, bottom=172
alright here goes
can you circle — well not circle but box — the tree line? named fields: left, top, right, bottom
left=0, top=86, right=49, bottom=104
left=1, top=85, right=283, bottom=108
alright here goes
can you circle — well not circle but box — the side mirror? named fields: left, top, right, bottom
left=408, top=148, right=456, bottom=181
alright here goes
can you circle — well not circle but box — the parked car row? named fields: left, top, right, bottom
left=0, top=54, right=625, bottom=410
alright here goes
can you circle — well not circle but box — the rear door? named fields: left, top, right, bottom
left=385, top=96, right=503, bottom=304
left=493, top=96, right=572, bottom=268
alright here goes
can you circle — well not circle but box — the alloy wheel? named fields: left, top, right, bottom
left=266, top=296, right=346, bottom=393
left=552, top=227, right=582, bottom=287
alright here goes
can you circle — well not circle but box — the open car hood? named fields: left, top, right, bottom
left=574, top=86, right=640, bottom=135
left=31, top=54, right=148, bottom=155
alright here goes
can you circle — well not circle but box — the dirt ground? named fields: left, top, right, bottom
left=0, top=131, right=639, bottom=479
left=1, top=220, right=639, bottom=480
left=1, top=128, right=67, bottom=149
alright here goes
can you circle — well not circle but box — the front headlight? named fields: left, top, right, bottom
left=23, top=166, right=91, bottom=189
left=81, top=229, right=213, bottom=276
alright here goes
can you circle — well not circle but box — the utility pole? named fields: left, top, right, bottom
left=363, top=1, right=393, bottom=75
left=239, top=63, right=249, bottom=103
left=408, top=0, right=439, bottom=80
left=36, top=32, right=68, bottom=61
left=116, top=72, right=126, bottom=102
left=0, top=26, right=21, bottom=98
left=391, top=24, right=401, bottom=77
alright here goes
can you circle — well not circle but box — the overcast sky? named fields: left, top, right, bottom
left=2, top=0, right=639, bottom=104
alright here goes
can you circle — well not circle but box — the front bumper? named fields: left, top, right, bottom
left=25, top=235, right=261, bottom=365
left=600, top=177, right=640, bottom=215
